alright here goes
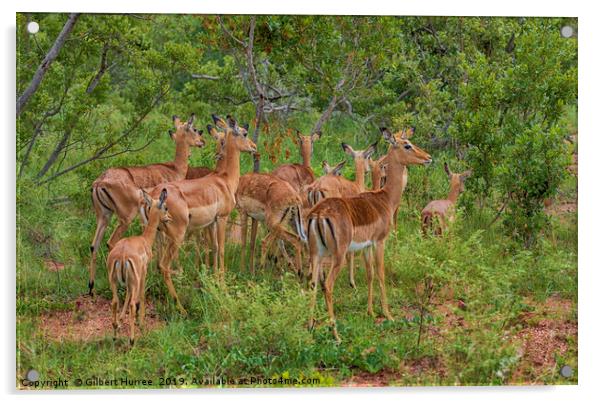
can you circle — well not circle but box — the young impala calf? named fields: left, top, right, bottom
left=147, top=115, right=256, bottom=313
left=421, top=162, right=472, bottom=235
left=88, top=114, right=204, bottom=295
left=305, top=128, right=432, bottom=342
left=107, top=189, right=171, bottom=346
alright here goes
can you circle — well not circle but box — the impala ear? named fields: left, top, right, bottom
left=172, top=115, right=181, bottom=126
left=212, top=114, right=228, bottom=129
left=444, top=162, right=452, bottom=178
left=380, top=127, right=397, bottom=146
left=141, top=189, right=152, bottom=208
left=322, top=161, right=332, bottom=174
left=168, top=130, right=174, bottom=140
left=311, top=131, right=322, bottom=142
left=363, top=141, right=378, bottom=159
left=242, top=123, right=249, bottom=131
left=226, top=115, right=237, bottom=129
left=342, top=142, right=355, bottom=156
left=159, top=188, right=167, bottom=208
left=332, top=160, right=346, bottom=176
left=187, top=113, right=196, bottom=128
left=461, top=169, right=473, bottom=181
left=295, top=130, right=302, bottom=141
left=405, top=127, right=415, bottom=139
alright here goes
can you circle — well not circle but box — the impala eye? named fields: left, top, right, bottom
left=404, top=144, right=412, bottom=150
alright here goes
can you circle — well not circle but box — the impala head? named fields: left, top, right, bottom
left=380, top=127, right=432, bottom=166
left=140, top=188, right=172, bottom=226
left=211, top=114, right=257, bottom=154
left=322, top=160, right=346, bottom=176
left=171, top=113, right=205, bottom=148
left=342, top=141, right=378, bottom=172
left=296, top=129, right=321, bottom=159
left=206, top=124, right=227, bottom=160
left=368, top=155, right=388, bottom=174
left=444, top=162, right=472, bottom=193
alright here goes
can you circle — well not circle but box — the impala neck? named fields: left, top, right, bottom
left=354, top=158, right=366, bottom=191
left=218, top=133, right=242, bottom=191
left=173, top=139, right=191, bottom=175
left=371, top=167, right=382, bottom=190
left=447, top=181, right=461, bottom=204
left=381, top=152, right=406, bottom=208
left=301, top=143, right=311, bottom=168
left=142, top=210, right=161, bottom=244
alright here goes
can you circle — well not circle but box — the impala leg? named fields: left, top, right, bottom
left=259, top=232, right=277, bottom=268
left=348, top=252, right=356, bottom=289
left=119, top=288, right=131, bottom=323
left=272, top=225, right=304, bottom=277
left=239, top=212, right=248, bottom=271
left=129, top=285, right=139, bottom=346
left=109, top=274, right=119, bottom=341
left=363, top=247, right=375, bottom=317
left=216, top=216, right=228, bottom=280
left=159, top=238, right=187, bottom=315
left=203, top=227, right=212, bottom=268
left=308, top=252, right=321, bottom=330
left=89, top=209, right=112, bottom=295
left=324, top=253, right=345, bottom=343
left=375, top=240, right=393, bottom=320
left=138, top=270, right=147, bottom=330
left=248, top=218, right=258, bottom=274
left=106, top=215, right=134, bottom=250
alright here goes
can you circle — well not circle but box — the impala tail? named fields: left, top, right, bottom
left=292, top=205, right=307, bottom=243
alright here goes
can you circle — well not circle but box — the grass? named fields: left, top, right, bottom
left=16, top=114, right=578, bottom=388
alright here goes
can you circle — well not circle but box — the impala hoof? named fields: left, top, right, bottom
left=87, top=280, right=95, bottom=296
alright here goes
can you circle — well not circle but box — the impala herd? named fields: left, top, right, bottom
left=88, top=113, right=474, bottom=345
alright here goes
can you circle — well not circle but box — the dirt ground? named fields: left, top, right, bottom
left=38, top=295, right=164, bottom=342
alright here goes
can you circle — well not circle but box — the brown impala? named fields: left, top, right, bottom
left=147, top=115, right=256, bottom=314
left=305, top=127, right=432, bottom=342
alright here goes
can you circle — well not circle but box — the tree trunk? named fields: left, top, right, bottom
left=16, top=13, right=80, bottom=116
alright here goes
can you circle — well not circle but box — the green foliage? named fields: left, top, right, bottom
left=16, top=14, right=577, bottom=387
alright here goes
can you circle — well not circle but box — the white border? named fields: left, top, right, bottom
left=3, top=1, right=599, bottom=402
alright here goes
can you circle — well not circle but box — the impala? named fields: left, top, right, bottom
left=305, top=127, right=432, bottom=342
left=88, top=114, right=204, bottom=295
left=147, top=114, right=256, bottom=313
left=107, top=188, right=171, bottom=346
left=368, top=155, right=387, bottom=190
left=272, top=130, right=321, bottom=194
left=237, top=160, right=307, bottom=275
left=306, top=141, right=377, bottom=288
left=421, top=162, right=472, bottom=235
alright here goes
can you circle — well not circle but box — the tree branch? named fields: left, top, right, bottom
left=17, top=13, right=80, bottom=116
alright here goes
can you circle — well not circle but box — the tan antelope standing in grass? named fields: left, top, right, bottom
left=147, top=115, right=256, bottom=313
left=305, top=128, right=432, bottom=342
left=421, top=162, right=472, bottom=235
left=306, top=142, right=377, bottom=288
left=236, top=158, right=307, bottom=275
left=107, top=188, right=171, bottom=346
left=88, top=114, right=204, bottom=295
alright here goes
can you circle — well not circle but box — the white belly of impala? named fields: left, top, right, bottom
left=348, top=240, right=373, bottom=252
